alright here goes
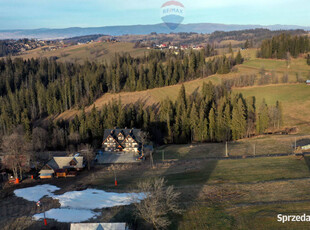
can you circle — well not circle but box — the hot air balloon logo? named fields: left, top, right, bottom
left=161, top=1, right=185, bottom=30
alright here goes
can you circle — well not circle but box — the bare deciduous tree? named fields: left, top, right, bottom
left=51, top=128, right=66, bottom=150
left=139, top=131, right=149, bottom=156
left=133, top=178, right=182, bottom=230
left=2, top=132, right=30, bottom=179
left=32, top=127, right=48, bottom=152
left=139, top=131, right=154, bottom=167
left=79, top=144, right=95, bottom=171
left=68, top=132, right=81, bottom=149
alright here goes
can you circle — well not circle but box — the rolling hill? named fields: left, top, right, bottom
left=13, top=42, right=148, bottom=64
left=55, top=49, right=310, bottom=133
left=1, top=23, right=310, bottom=39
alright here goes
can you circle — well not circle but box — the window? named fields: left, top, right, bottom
left=69, top=160, right=77, bottom=166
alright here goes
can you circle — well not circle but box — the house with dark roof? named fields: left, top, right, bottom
left=102, top=128, right=141, bottom=153
left=39, top=156, right=84, bottom=179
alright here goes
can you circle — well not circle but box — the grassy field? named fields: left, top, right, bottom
left=154, top=134, right=310, bottom=160
left=2, top=154, right=310, bottom=229
left=235, top=84, right=310, bottom=133
left=13, top=42, right=148, bottom=64
left=86, top=155, right=310, bottom=229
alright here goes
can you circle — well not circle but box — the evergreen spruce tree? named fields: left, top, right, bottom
left=235, top=51, right=243, bottom=65
left=190, top=102, right=199, bottom=142
left=208, top=107, right=216, bottom=141
left=231, top=99, right=247, bottom=140
left=256, top=99, right=269, bottom=134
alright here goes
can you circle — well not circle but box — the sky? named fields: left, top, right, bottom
left=0, top=0, right=309, bottom=30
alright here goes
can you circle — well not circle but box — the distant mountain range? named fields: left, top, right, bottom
left=0, top=23, right=309, bottom=40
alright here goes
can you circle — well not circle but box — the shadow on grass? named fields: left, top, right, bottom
left=304, top=156, right=310, bottom=172
left=160, top=158, right=221, bottom=230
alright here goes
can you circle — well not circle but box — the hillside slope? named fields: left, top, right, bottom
left=14, top=42, right=147, bottom=64
left=55, top=50, right=310, bottom=132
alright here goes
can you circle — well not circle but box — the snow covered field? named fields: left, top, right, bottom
left=14, top=184, right=59, bottom=202
left=14, top=184, right=145, bottom=223
left=33, top=208, right=100, bottom=223
left=52, top=188, right=145, bottom=209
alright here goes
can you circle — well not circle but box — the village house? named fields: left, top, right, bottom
left=39, top=155, right=84, bottom=179
left=306, top=80, right=310, bottom=85
left=70, top=223, right=128, bottom=230
left=102, top=128, right=142, bottom=154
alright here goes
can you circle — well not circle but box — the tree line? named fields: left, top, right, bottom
left=222, top=69, right=307, bottom=88
left=13, top=82, right=282, bottom=152
left=0, top=82, right=283, bottom=180
left=0, top=50, right=243, bottom=135
left=257, top=33, right=310, bottom=59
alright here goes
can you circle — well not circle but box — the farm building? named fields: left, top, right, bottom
left=102, top=128, right=142, bottom=153
left=306, top=80, right=310, bottom=85
left=70, top=223, right=128, bottom=230
left=39, top=156, right=84, bottom=179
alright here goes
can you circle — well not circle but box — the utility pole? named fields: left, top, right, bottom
left=225, top=142, right=228, bottom=157
left=253, top=143, right=256, bottom=156
left=150, top=152, right=154, bottom=169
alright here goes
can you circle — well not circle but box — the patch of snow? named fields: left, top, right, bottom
left=14, top=184, right=146, bottom=223
left=52, top=189, right=146, bottom=209
left=33, top=208, right=100, bottom=223
left=14, top=184, right=60, bottom=202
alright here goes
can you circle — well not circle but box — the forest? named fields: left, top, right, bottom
left=0, top=49, right=243, bottom=136
left=257, top=34, right=310, bottom=59
left=2, top=82, right=282, bottom=153
left=0, top=44, right=283, bottom=151
left=208, top=29, right=306, bottom=44
left=63, top=83, right=283, bottom=147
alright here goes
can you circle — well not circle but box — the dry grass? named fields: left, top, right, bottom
left=155, top=134, right=310, bottom=160
left=55, top=49, right=310, bottom=130
left=13, top=42, right=148, bottom=64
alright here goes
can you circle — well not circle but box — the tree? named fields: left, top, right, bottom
left=79, top=144, right=95, bottom=171
left=235, top=51, right=243, bottom=65
left=32, top=127, right=48, bottom=152
left=228, top=43, right=233, bottom=54
left=139, top=131, right=149, bottom=155
left=177, top=84, right=187, bottom=110
left=190, top=103, right=199, bottom=142
left=2, top=131, right=30, bottom=179
left=133, top=178, right=182, bottom=230
left=244, top=39, right=250, bottom=49
left=208, top=108, right=216, bottom=141
left=231, top=99, right=247, bottom=140
left=256, top=100, right=269, bottom=134
left=282, top=73, right=289, bottom=83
